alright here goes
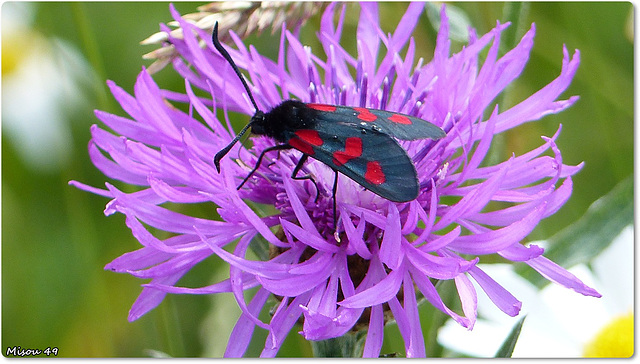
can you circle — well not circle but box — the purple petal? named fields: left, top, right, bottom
left=200, top=235, right=293, bottom=279
left=526, top=256, right=601, bottom=297
left=261, top=292, right=311, bottom=358
left=498, top=243, right=545, bottom=262
left=258, top=252, right=337, bottom=296
left=448, top=201, right=547, bottom=255
left=403, top=270, right=426, bottom=357
left=494, top=48, right=580, bottom=133
left=411, top=266, right=471, bottom=327
left=230, top=235, right=272, bottom=330
left=437, top=158, right=512, bottom=229
left=405, top=244, right=466, bottom=279
left=419, top=226, right=461, bottom=252
left=281, top=219, right=338, bottom=253
left=454, top=273, right=478, bottom=329
left=147, top=176, right=209, bottom=204
left=340, top=263, right=404, bottom=308
left=105, top=183, right=230, bottom=234
left=128, top=273, right=184, bottom=321
left=68, top=180, right=113, bottom=198
left=387, top=297, right=412, bottom=355
left=282, top=175, right=322, bottom=238
left=357, top=3, right=380, bottom=82
left=363, top=304, right=384, bottom=358
left=341, top=210, right=372, bottom=259
left=225, top=288, right=271, bottom=357
left=467, top=265, right=522, bottom=316
left=379, top=204, right=403, bottom=269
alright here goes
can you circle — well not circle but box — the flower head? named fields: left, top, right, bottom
left=71, top=3, right=599, bottom=357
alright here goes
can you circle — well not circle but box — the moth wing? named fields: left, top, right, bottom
left=286, top=124, right=419, bottom=202
left=307, top=104, right=445, bottom=141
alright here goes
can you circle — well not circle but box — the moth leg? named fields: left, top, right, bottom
left=291, top=154, right=320, bottom=203
left=332, top=171, right=338, bottom=232
left=267, top=149, right=284, bottom=168
left=238, top=144, right=291, bottom=190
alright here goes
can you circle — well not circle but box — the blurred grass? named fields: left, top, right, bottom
left=1, top=2, right=633, bottom=357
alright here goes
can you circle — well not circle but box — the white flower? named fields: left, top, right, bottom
left=3, top=2, right=94, bottom=172
left=438, top=225, right=633, bottom=357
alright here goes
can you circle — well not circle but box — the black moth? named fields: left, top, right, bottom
left=211, top=22, right=445, bottom=229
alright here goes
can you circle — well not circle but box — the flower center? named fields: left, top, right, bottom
left=583, top=311, right=634, bottom=358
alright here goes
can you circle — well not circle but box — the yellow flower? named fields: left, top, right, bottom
left=583, top=311, right=634, bottom=358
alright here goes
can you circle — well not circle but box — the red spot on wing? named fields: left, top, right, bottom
left=332, top=137, right=363, bottom=167
left=365, top=161, right=385, bottom=185
left=353, top=107, right=377, bottom=122
left=289, top=129, right=323, bottom=155
left=308, top=103, right=337, bottom=112
left=289, top=137, right=314, bottom=155
left=388, top=114, right=412, bottom=125
left=295, top=130, right=324, bottom=146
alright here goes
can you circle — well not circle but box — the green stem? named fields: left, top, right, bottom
left=69, top=2, right=110, bottom=110
left=310, top=331, right=365, bottom=357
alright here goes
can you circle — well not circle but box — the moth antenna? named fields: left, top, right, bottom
left=214, top=121, right=253, bottom=172
left=212, top=22, right=260, bottom=112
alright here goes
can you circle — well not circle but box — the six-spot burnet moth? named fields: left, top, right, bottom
left=211, top=22, right=446, bottom=230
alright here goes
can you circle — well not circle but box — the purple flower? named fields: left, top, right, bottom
left=71, top=3, right=600, bottom=357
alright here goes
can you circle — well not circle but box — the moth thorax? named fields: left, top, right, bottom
left=249, top=111, right=267, bottom=135
left=258, top=100, right=317, bottom=143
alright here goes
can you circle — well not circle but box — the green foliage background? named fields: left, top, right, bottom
left=2, top=2, right=633, bottom=357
